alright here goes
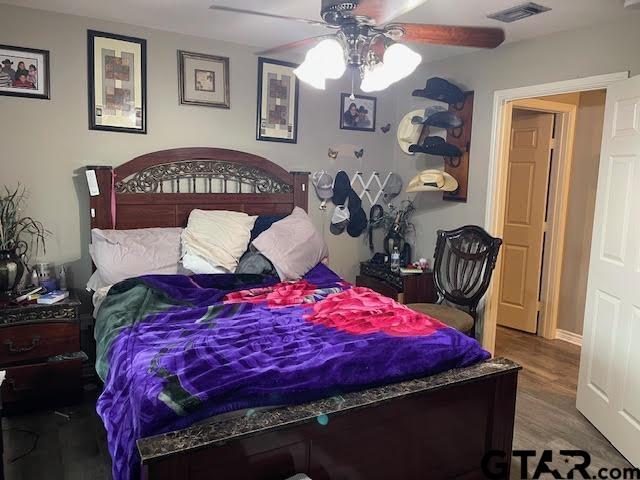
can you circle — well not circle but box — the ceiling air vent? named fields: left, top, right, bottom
left=487, top=2, right=551, bottom=23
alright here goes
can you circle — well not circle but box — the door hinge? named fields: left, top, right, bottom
left=550, top=138, right=556, bottom=149
left=537, top=301, right=544, bottom=312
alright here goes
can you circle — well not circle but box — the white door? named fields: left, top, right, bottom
left=577, top=75, right=640, bottom=467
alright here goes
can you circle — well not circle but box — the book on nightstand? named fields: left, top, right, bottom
left=36, top=290, right=70, bottom=304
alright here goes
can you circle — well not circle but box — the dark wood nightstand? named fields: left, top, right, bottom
left=0, top=296, right=86, bottom=415
left=356, top=262, right=438, bottom=304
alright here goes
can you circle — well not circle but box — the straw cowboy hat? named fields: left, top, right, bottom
left=406, top=169, right=459, bottom=193
left=397, top=109, right=425, bottom=155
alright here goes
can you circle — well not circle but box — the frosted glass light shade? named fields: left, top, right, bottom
left=312, top=39, right=346, bottom=79
left=360, top=62, right=392, bottom=92
left=294, top=38, right=345, bottom=89
left=294, top=62, right=326, bottom=89
left=382, top=43, right=422, bottom=79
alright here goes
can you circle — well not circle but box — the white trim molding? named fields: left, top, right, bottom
left=556, top=329, right=583, bottom=347
left=481, top=71, right=630, bottom=353
left=484, top=71, right=630, bottom=232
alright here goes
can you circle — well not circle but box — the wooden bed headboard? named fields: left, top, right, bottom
left=86, top=147, right=309, bottom=230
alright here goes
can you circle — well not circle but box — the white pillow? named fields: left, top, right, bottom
left=89, top=227, right=184, bottom=288
left=252, top=207, right=328, bottom=281
left=182, top=252, right=228, bottom=275
left=181, top=210, right=256, bottom=272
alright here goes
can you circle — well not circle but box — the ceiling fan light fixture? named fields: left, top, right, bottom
left=382, top=43, right=422, bottom=79
left=294, top=38, right=345, bottom=89
left=293, top=62, right=327, bottom=90
left=360, top=62, right=392, bottom=93
left=312, top=38, right=347, bottom=79
left=360, top=43, right=422, bottom=92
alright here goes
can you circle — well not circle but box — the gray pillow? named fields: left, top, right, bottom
left=236, top=248, right=278, bottom=276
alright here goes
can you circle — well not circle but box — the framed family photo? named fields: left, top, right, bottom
left=0, top=44, right=50, bottom=100
left=256, top=57, right=299, bottom=144
left=340, top=93, right=376, bottom=132
left=178, top=50, right=230, bottom=108
left=88, top=30, right=147, bottom=134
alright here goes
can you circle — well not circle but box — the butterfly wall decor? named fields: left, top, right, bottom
left=328, top=148, right=338, bottom=159
left=381, top=123, right=391, bottom=133
left=354, top=148, right=364, bottom=159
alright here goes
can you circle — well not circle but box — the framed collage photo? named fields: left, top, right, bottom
left=178, top=50, right=230, bottom=108
left=0, top=44, right=50, bottom=100
left=256, top=57, right=299, bottom=144
left=340, top=93, right=376, bottom=132
left=88, top=30, right=147, bottom=134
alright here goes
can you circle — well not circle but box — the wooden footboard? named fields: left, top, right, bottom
left=138, top=358, right=520, bottom=480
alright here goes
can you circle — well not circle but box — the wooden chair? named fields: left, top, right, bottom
left=407, top=225, right=502, bottom=337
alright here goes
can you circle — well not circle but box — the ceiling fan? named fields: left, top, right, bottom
left=210, top=0, right=505, bottom=92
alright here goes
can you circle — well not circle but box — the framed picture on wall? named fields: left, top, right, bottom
left=256, top=57, right=299, bottom=144
left=340, top=93, right=376, bottom=132
left=178, top=50, right=230, bottom=108
left=88, top=30, right=147, bottom=134
left=0, top=44, right=50, bottom=100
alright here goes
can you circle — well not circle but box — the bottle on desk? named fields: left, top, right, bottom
left=391, top=246, right=400, bottom=273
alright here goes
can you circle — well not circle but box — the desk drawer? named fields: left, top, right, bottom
left=0, top=321, right=79, bottom=365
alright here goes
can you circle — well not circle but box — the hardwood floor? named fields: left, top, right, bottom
left=496, top=326, right=632, bottom=479
left=2, top=389, right=111, bottom=480
left=2, top=328, right=632, bottom=479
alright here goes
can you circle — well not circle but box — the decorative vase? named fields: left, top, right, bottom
left=0, top=248, right=25, bottom=294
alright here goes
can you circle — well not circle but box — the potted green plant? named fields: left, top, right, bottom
left=0, top=185, right=48, bottom=295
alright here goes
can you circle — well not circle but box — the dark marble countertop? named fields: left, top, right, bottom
left=138, top=357, right=521, bottom=462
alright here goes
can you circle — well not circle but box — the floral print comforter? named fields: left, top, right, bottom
left=95, top=263, right=489, bottom=479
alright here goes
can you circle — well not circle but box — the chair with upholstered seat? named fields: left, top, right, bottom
left=407, top=225, right=502, bottom=338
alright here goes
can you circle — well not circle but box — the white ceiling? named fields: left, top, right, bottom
left=2, top=0, right=633, bottom=62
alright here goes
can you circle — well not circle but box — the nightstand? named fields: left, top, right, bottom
left=356, top=262, right=438, bottom=304
left=0, top=296, right=86, bottom=415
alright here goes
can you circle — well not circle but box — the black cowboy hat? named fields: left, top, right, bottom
left=408, top=136, right=462, bottom=157
left=2, top=59, right=14, bottom=66
left=412, top=77, right=465, bottom=106
left=332, top=170, right=350, bottom=205
left=358, top=106, right=368, bottom=114
left=411, top=110, right=463, bottom=130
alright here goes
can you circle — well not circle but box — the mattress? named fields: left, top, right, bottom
left=94, top=263, right=489, bottom=479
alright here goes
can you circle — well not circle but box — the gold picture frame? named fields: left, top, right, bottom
left=178, top=50, right=230, bottom=109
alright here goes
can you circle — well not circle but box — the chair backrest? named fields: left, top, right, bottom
left=432, top=225, right=502, bottom=313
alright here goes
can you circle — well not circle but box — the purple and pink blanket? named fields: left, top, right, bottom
left=95, top=264, right=489, bottom=479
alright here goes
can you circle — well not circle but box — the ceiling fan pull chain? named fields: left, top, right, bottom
left=350, top=69, right=356, bottom=100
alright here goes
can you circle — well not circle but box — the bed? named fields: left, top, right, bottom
left=86, top=147, right=520, bottom=480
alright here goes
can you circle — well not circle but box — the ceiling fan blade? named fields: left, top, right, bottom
left=352, top=0, right=429, bottom=25
left=209, top=5, right=327, bottom=27
left=256, top=35, right=336, bottom=56
left=392, top=24, right=505, bottom=48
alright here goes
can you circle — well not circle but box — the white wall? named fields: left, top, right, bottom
left=392, top=12, right=640, bottom=265
left=0, top=4, right=399, bottom=290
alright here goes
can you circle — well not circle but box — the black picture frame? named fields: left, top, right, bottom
left=178, top=50, right=230, bottom=109
left=87, top=30, right=147, bottom=134
left=256, top=57, right=299, bottom=144
left=340, top=93, right=377, bottom=132
left=0, top=44, right=50, bottom=100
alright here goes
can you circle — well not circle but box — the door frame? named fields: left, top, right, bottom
left=482, top=71, right=629, bottom=353
left=497, top=99, right=577, bottom=336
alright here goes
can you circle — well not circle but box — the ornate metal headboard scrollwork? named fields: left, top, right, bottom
left=86, top=148, right=309, bottom=230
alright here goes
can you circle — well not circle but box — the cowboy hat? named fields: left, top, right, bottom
left=409, top=136, right=462, bottom=158
left=411, top=110, right=463, bottom=130
left=412, top=77, right=465, bottom=106
left=397, top=109, right=425, bottom=155
left=406, top=169, right=459, bottom=193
